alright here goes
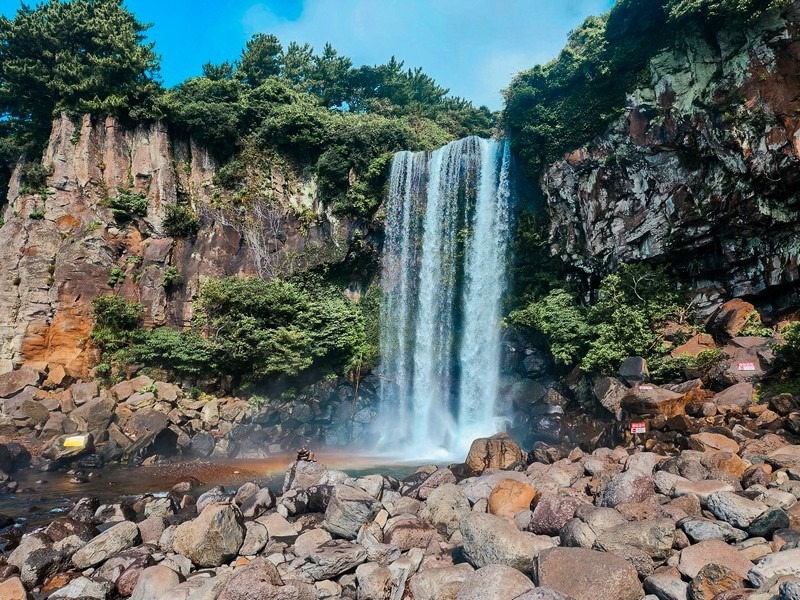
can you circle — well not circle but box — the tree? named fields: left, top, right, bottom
left=237, top=33, right=283, bottom=87
left=310, top=43, right=353, bottom=108
left=0, top=0, right=161, bottom=128
left=280, top=42, right=315, bottom=85
left=202, top=60, right=234, bottom=81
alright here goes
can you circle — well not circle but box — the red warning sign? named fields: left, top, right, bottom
left=630, top=421, right=647, bottom=434
left=737, top=362, right=756, bottom=371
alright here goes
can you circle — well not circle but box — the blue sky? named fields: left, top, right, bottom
left=0, top=0, right=615, bottom=109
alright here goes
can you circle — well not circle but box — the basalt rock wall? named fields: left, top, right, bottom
left=0, top=114, right=358, bottom=376
left=543, top=6, right=800, bottom=310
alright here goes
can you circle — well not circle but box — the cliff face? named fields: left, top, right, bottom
left=543, top=6, right=800, bottom=306
left=0, top=115, right=358, bottom=376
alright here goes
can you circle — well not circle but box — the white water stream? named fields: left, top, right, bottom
left=378, top=137, right=512, bottom=458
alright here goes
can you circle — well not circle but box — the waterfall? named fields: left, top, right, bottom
left=378, top=136, right=512, bottom=458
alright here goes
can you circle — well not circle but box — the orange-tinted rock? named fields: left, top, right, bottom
left=689, top=433, right=739, bottom=454
left=465, top=433, right=525, bottom=474
left=488, top=479, right=536, bottom=519
left=671, top=334, right=717, bottom=358
left=689, top=563, right=745, bottom=600
left=622, top=386, right=689, bottom=418
left=712, top=299, right=757, bottom=338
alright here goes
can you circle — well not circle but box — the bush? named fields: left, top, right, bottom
left=775, top=322, right=800, bottom=374
left=103, top=189, right=148, bottom=223
left=163, top=203, right=200, bottom=238
left=107, top=266, right=125, bottom=287
left=133, top=328, right=213, bottom=377
left=162, top=266, right=181, bottom=288
left=90, top=295, right=143, bottom=353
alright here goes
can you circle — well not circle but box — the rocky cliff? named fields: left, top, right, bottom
left=543, top=6, right=800, bottom=309
left=0, top=114, right=360, bottom=377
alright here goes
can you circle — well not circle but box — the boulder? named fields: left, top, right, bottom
left=130, top=565, right=182, bottom=600
left=488, top=479, right=536, bottom=519
left=530, top=493, right=585, bottom=536
left=8, top=532, right=67, bottom=587
left=70, top=397, right=115, bottom=438
left=384, top=517, right=437, bottom=551
left=601, top=471, right=655, bottom=507
left=217, top=558, right=291, bottom=600
left=534, top=547, right=643, bottom=600
left=465, top=433, right=525, bottom=474
left=706, top=492, right=769, bottom=528
left=713, top=383, right=754, bottom=408
left=594, top=377, right=627, bottom=419
left=111, top=375, right=153, bottom=401
left=671, top=334, right=717, bottom=358
left=48, top=577, right=114, bottom=599
left=689, top=564, right=744, bottom=600
left=678, top=540, right=754, bottom=579
left=240, top=521, right=269, bottom=555
left=323, top=484, right=382, bottom=540
left=419, top=483, right=471, bottom=537
left=355, top=562, right=392, bottom=600
left=283, top=460, right=329, bottom=492
left=0, top=368, right=43, bottom=397
left=643, top=572, right=689, bottom=600
left=0, top=577, right=28, bottom=600
left=619, top=357, right=649, bottom=386
left=622, top=387, right=688, bottom=418
left=241, top=488, right=276, bottom=519
left=711, top=299, right=757, bottom=338
left=688, top=433, right=739, bottom=454
left=460, top=512, right=554, bottom=574
left=172, top=503, right=245, bottom=567
left=595, top=518, right=676, bottom=561
left=680, top=518, right=748, bottom=543
left=767, top=445, right=800, bottom=469
left=747, top=548, right=800, bottom=587
left=294, top=529, right=333, bottom=558
left=409, top=563, right=474, bottom=600
left=72, top=520, right=140, bottom=569
left=454, top=564, right=535, bottom=600
left=303, top=539, right=367, bottom=580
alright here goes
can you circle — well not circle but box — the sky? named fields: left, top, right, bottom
left=0, top=0, right=615, bottom=110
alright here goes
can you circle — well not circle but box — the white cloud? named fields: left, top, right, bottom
left=242, top=0, right=612, bottom=109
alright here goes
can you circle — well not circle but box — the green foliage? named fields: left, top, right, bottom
left=103, top=189, right=148, bottom=223
left=775, top=322, right=800, bottom=375
left=512, top=263, right=683, bottom=375
left=86, top=220, right=103, bottom=232
left=163, top=203, right=200, bottom=238
left=90, top=295, right=143, bottom=353
left=162, top=266, right=181, bottom=288
left=582, top=265, right=681, bottom=374
left=0, top=0, right=163, bottom=188
left=739, top=311, right=772, bottom=337
left=502, top=0, right=789, bottom=178
left=509, top=289, right=590, bottom=365
left=107, top=266, right=125, bottom=287
left=19, top=162, right=51, bottom=194
left=649, top=348, right=721, bottom=382
left=132, top=327, right=213, bottom=377
left=29, top=210, right=45, bottom=220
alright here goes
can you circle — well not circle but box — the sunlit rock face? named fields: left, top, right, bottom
left=543, top=7, right=800, bottom=301
left=377, top=136, right=513, bottom=458
left=0, top=114, right=359, bottom=376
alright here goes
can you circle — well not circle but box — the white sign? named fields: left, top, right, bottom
left=738, top=362, right=756, bottom=372
left=640, top=384, right=654, bottom=390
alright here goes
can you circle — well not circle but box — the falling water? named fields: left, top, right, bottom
left=378, top=137, right=512, bottom=458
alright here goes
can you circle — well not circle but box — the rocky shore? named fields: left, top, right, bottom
left=0, top=397, right=799, bottom=600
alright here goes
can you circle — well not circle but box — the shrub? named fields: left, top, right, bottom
left=775, top=322, right=800, bottom=374
left=107, top=266, right=125, bottom=287
left=103, top=189, right=148, bottom=223
left=29, top=209, right=45, bottom=220
left=163, top=203, right=200, bottom=238
left=162, top=266, right=181, bottom=288
left=90, top=295, right=143, bottom=353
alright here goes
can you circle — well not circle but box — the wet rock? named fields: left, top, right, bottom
left=455, top=564, right=535, bottom=600
left=461, top=512, right=554, bottom=573
left=189, top=432, right=216, bottom=457
left=72, top=520, right=140, bottom=568
left=172, top=503, right=245, bottom=567
left=323, top=484, right=382, bottom=540
left=534, top=547, right=643, bottom=600
left=465, top=433, right=525, bottom=474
